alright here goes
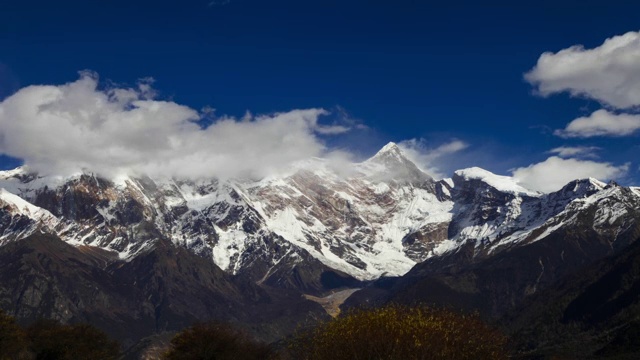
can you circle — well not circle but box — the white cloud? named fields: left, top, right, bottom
left=512, top=156, right=628, bottom=193
left=0, top=73, right=350, bottom=180
left=525, top=31, right=640, bottom=109
left=398, top=138, right=469, bottom=179
left=548, top=146, right=600, bottom=158
left=554, top=109, right=640, bottom=138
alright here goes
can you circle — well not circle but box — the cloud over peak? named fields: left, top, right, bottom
left=512, top=156, right=628, bottom=193
left=0, top=73, right=349, bottom=179
left=398, top=138, right=469, bottom=179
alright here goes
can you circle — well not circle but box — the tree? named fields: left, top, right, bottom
left=162, top=321, right=273, bottom=360
left=287, top=304, right=508, bottom=360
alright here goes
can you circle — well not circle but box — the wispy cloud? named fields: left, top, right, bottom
left=554, top=109, right=640, bottom=138
left=398, top=138, right=469, bottom=179
left=333, top=105, right=369, bottom=130
left=548, top=146, right=600, bottom=158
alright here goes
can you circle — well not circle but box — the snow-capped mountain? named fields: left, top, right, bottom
left=0, top=142, right=638, bottom=287
left=0, top=187, right=58, bottom=244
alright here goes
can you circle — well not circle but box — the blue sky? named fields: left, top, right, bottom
left=1, top=0, right=639, bottom=191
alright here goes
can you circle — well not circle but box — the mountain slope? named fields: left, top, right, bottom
left=0, top=233, right=328, bottom=347
left=502, top=235, right=640, bottom=358
left=1, top=143, right=639, bottom=352
left=344, top=181, right=640, bottom=315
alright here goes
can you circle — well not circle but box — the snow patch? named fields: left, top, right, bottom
left=455, top=167, right=540, bottom=196
left=373, top=182, right=390, bottom=194
left=0, top=188, right=57, bottom=221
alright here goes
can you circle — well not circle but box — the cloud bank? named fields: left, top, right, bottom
left=0, top=73, right=350, bottom=179
left=525, top=31, right=640, bottom=109
left=512, top=156, right=628, bottom=193
left=0, top=72, right=629, bottom=191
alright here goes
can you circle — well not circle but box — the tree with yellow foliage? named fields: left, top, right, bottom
left=287, top=305, right=508, bottom=360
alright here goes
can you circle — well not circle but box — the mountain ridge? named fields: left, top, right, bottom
left=1, top=142, right=637, bottom=284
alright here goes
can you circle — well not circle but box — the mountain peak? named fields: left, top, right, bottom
left=584, top=177, right=607, bottom=189
left=555, top=178, right=606, bottom=197
left=378, top=142, right=400, bottom=154
left=0, top=188, right=57, bottom=222
left=360, top=142, right=434, bottom=186
left=0, top=166, right=30, bottom=182
left=368, top=142, right=407, bottom=164
left=454, top=167, right=539, bottom=196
